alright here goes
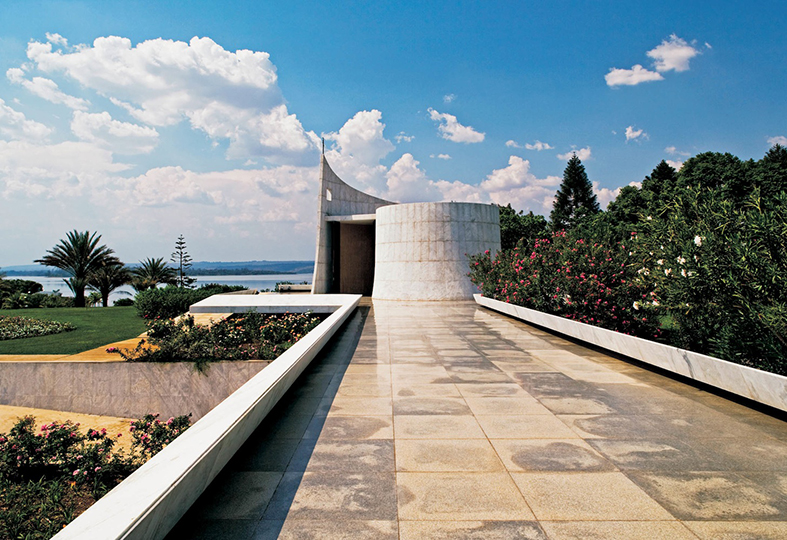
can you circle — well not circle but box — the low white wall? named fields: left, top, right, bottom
left=373, top=202, right=500, bottom=300
left=475, top=294, right=787, bottom=413
left=54, top=294, right=361, bottom=540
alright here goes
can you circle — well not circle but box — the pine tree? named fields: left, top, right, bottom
left=550, top=154, right=600, bottom=230
left=171, top=235, right=196, bottom=288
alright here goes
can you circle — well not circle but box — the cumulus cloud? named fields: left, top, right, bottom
left=605, top=64, right=664, bottom=87
left=606, top=34, right=701, bottom=87
left=506, top=140, right=522, bottom=148
left=665, top=145, right=690, bottom=156
left=647, top=34, right=700, bottom=72
left=0, top=140, right=128, bottom=199
left=71, top=111, right=159, bottom=154
left=768, top=135, right=787, bottom=146
left=323, top=109, right=394, bottom=194
left=6, top=68, right=90, bottom=110
left=443, top=93, right=456, bottom=104
left=625, top=126, right=648, bottom=142
left=557, top=147, right=591, bottom=161
left=395, top=132, right=414, bottom=143
left=666, top=159, right=684, bottom=171
left=525, top=140, right=554, bottom=151
left=46, top=33, right=68, bottom=47
left=0, top=99, right=53, bottom=141
left=428, top=108, right=485, bottom=143
left=20, top=35, right=318, bottom=164
left=385, top=153, right=439, bottom=202
left=434, top=154, right=451, bottom=160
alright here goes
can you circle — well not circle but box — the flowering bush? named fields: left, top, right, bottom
left=116, top=311, right=322, bottom=368
left=129, top=413, right=192, bottom=458
left=0, top=315, right=75, bottom=341
left=469, top=231, right=661, bottom=339
left=0, top=412, right=191, bottom=539
left=134, top=283, right=247, bottom=319
left=633, top=189, right=787, bottom=374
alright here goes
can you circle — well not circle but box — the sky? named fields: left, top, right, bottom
left=1, top=0, right=785, bottom=266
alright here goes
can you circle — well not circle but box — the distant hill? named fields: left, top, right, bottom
left=1, top=260, right=314, bottom=277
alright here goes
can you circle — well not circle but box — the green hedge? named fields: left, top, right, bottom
left=134, top=284, right=246, bottom=319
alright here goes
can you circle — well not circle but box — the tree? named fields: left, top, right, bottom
left=35, top=230, right=120, bottom=308
left=131, top=257, right=177, bottom=292
left=550, top=154, right=600, bottom=230
left=641, top=160, right=678, bottom=209
left=497, top=205, right=549, bottom=250
left=88, top=263, right=131, bottom=307
left=677, top=152, right=750, bottom=205
left=171, top=235, right=196, bottom=288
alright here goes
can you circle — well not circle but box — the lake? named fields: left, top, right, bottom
left=13, top=274, right=313, bottom=305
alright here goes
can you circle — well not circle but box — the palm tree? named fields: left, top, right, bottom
left=131, top=257, right=177, bottom=292
left=35, top=230, right=119, bottom=308
left=88, top=263, right=132, bottom=307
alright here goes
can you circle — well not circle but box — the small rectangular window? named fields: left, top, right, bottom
left=326, top=189, right=333, bottom=201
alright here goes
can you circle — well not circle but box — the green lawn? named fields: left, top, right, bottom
left=0, top=307, right=146, bottom=355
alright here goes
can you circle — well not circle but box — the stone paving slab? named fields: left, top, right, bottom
left=168, top=300, right=787, bottom=539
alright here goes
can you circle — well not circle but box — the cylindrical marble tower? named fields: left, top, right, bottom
left=372, top=202, right=501, bottom=300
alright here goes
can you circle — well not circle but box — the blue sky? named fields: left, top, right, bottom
left=1, top=0, right=785, bottom=266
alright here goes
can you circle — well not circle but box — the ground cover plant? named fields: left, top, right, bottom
left=0, top=307, right=146, bottom=355
left=118, top=311, right=322, bottom=370
left=0, top=413, right=190, bottom=539
left=472, top=145, right=787, bottom=376
left=0, top=316, right=75, bottom=341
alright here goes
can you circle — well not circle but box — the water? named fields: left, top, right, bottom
left=11, top=274, right=313, bottom=305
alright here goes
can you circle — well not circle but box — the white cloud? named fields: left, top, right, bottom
left=505, top=140, right=522, bottom=148
left=429, top=153, right=451, bottom=160
left=525, top=140, right=553, bottom=151
left=557, top=147, right=591, bottom=161
left=443, top=93, right=456, bottom=104
left=6, top=68, right=90, bottom=110
left=767, top=135, right=787, bottom=146
left=428, top=108, right=485, bottom=143
left=21, top=35, right=317, bottom=164
left=0, top=98, right=53, bottom=141
left=385, top=153, right=439, bottom=202
left=705, top=42, right=712, bottom=49
left=46, top=33, right=68, bottom=47
left=478, top=155, right=561, bottom=212
left=665, top=145, right=690, bottom=156
left=395, top=131, right=414, bottom=143
left=0, top=140, right=129, bottom=199
left=666, top=159, right=684, bottom=171
left=605, top=64, right=664, bottom=87
left=70, top=111, right=159, bottom=154
left=647, top=34, right=700, bottom=72
left=323, top=109, right=394, bottom=194
left=625, top=126, right=648, bottom=142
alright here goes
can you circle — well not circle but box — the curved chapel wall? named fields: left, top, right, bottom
left=312, top=156, right=394, bottom=293
left=372, top=202, right=501, bottom=300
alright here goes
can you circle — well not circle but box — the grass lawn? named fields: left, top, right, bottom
left=0, top=307, right=146, bottom=355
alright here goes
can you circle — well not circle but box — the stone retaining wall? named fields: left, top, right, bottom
left=0, top=361, right=268, bottom=420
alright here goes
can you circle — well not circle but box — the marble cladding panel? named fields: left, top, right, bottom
left=0, top=362, right=268, bottom=420
left=373, top=202, right=500, bottom=300
left=476, top=295, right=787, bottom=412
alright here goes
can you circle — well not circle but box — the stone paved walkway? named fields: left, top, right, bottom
left=169, top=301, right=787, bottom=539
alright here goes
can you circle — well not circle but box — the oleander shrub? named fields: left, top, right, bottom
left=113, top=298, right=134, bottom=307
left=117, top=311, right=322, bottom=369
left=0, top=315, right=76, bottom=341
left=0, top=413, right=191, bottom=540
left=134, top=283, right=247, bottom=319
left=469, top=231, right=661, bottom=339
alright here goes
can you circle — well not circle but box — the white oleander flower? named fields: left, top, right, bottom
left=677, top=256, right=686, bottom=264
left=681, top=269, right=687, bottom=277
left=694, top=236, right=703, bottom=247
left=633, top=302, right=641, bottom=310
left=664, top=268, right=672, bottom=276
left=657, top=259, right=664, bottom=265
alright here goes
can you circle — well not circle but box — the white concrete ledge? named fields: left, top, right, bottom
left=190, top=292, right=361, bottom=314
left=55, top=294, right=361, bottom=540
left=475, top=294, right=787, bottom=413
